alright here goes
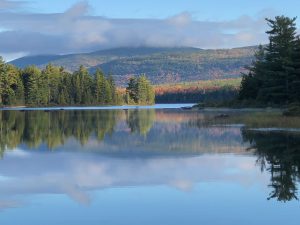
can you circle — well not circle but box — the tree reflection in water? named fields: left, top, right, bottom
left=2, top=109, right=300, bottom=202
left=242, top=129, right=300, bottom=202
left=0, top=109, right=155, bottom=156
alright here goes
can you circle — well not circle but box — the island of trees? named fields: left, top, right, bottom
left=239, top=16, right=300, bottom=112
left=0, top=62, right=155, bottom=107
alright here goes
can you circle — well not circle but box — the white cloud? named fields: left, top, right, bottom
left=167, top=12, right=193, bottom=27
left=0, top=152, right=267, bottom=207
left=0, top=1, right=273, bottom=60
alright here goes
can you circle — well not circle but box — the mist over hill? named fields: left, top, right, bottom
left=10, top=46, right=257, bottom=86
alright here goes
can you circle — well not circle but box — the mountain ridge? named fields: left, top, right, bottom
left=10, top=46, right=257, bottom=85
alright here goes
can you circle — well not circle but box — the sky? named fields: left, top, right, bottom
left=0, top=0, right=299, bottom=61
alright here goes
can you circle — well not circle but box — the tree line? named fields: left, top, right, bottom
left=0, top=61, right=155, bottom=106
left=155, top=79, right=240, bottom=104
left=155, top=87, right=238, bottom=104
left=239, top=16, right=300, bottom=106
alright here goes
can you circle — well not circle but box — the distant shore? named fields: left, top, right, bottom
left=0, top=104, right=196, bottom=111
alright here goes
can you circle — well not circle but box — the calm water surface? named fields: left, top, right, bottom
left=0, top=104, right=299, bottom=225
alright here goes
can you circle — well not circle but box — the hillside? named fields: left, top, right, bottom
left=10, top=46, right=256, bottom=86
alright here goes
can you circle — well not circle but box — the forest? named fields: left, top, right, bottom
left=155, top=78, right=240, bottom=103
left=0, top=61, right=155, bottom=106
left=239, top=16, right=300, bottom=110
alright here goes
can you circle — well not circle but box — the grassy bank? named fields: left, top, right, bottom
left=212, top=111, right=300, bottom=128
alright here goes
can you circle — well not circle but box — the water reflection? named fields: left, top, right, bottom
left=0, top=110, right=243, bottom=155
left=126, top=109, right=156, bottom=136
left=242, top=129, right=300, bottom=202
left=0, top=153, right=262, bottom=208
left=0, top=108, right=300, bottom=215
left=0, top=110, right=153, bottom=154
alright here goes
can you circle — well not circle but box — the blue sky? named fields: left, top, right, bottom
left=0, top=0, right=299, bottom=60
left=31, top=0, right=299, bottom=20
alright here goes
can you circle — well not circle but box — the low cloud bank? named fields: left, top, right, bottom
left=0, top=1, right=272, bottom=60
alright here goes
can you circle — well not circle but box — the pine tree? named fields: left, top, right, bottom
left=289, top=38, right=300, bottom=103
left=104, top=79, right=112, bottom=104
left=239, top=45, right=265, bottom=100
left=57, top=67, right=72, bottom=105
left=108, top=74, right=116, bottom=103
left=42, top=64, right=61, bottom=104
left=126, top=75, right=155, bottom=105
left=71, top=65, right=92, bottom=104
left=238, top=16, right=298, bottom=106
left=0, top=57, right=5, bottom=105
left=2, top=64, right=24, bottom=105
left=259, top=16, right=297, bottom=104
left=72, top=70, right=82, bottom=104
left=94, top=69, right=106, bottom=104
left=126, top=77, right=138, bottom=103
left=22, top=66, right=42, bottom=105
left=81, top=67, right=93, bottom=104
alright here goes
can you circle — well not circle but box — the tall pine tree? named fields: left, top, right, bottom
left=258, top=16, right=297, bottom=104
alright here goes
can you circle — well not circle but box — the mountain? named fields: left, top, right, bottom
left=10, top=46, right=257, bottom=86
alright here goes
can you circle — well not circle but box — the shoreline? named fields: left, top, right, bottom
left=0, top=104, right=196, bottom=111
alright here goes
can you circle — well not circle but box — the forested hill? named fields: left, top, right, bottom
left=10, top=46, right=257, bottom=86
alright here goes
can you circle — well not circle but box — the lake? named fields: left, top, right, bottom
left=0, top=104, right=299, bottom=225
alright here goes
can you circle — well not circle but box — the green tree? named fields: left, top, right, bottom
left=108, top=74, right=116, bottom=103
left=239, top=16, right=299, bottom=105
left=260, top=16, right=297, bottom=104
left=58, top=67, right=72, bottom=105
left=94, top=69, right=106, bottom=104
left=104, top=79, right=113, bottom=104
left=239, top=45, right=265, bottom=101
left=126, top=75, right=155, bottom=105
left=126, top=77, right=138, bottom=103
left=0, top=60, right=123, bottom=106
left=71, top=65, right=93, bottom=104
left=22, top=66, right=44, bottom=105
left=0, top=57, right=5, bottom=105
left=0, top=63, right=24, bottom=105
left=289, top=38, right=300, bottom=103
left=42, top=64, right=61, bottom=104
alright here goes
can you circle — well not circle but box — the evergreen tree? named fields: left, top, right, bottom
left=0, top=63, right=24, bottom=105
left=0, top=57, right=5, bottom=105
left=81, top=67, right=93, bottom=104
left=259, top=16, right=297, bottom=104
left=289, top=38, right=300, bottom=103
left=239, top=16, right=299, bottom=106
left=2, top=64, right=24, bottom=105
left=108, top=74, right=116, bottom=103
left=239, top=45, right=265, bottom=100
left=94, top=69, right=106, bottom=104
left=137, top=75, right=148, bottom=104
left=22, top=66, right=42, bottom=105
left=126, top=77, right=138, bottom=103
left=0, top=60, right=131, bottom=106
left=42, top=64, right=61, bottom=104
left=126, top=75, right=155, bottom=105
left=58, top=67, right=72, bottom=105
left=71, top=65, right=93, bottom=104
left=104, top=79, right=113, bottom=104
